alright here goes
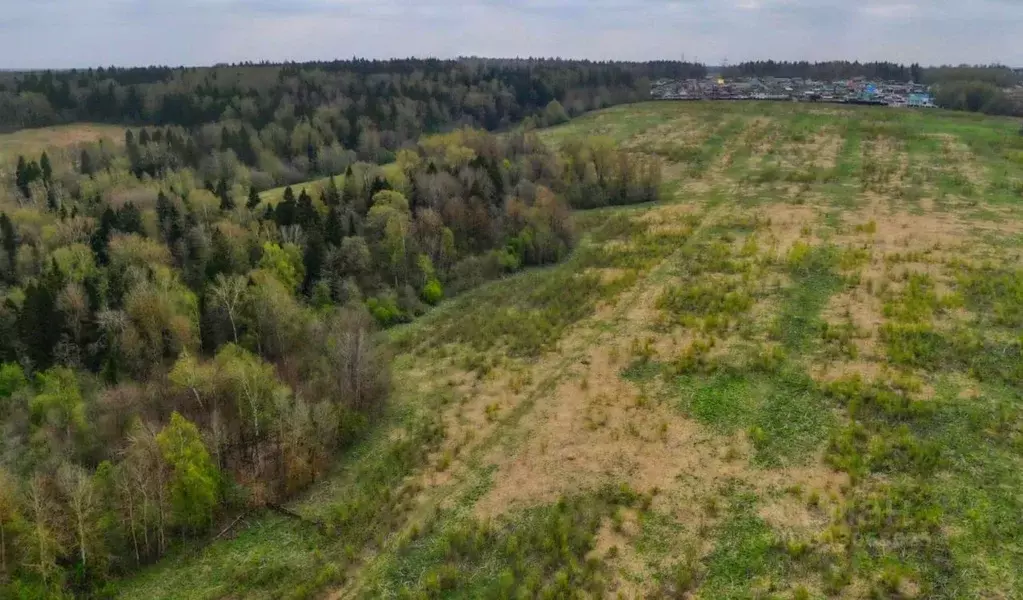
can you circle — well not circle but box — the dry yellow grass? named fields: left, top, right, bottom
left=0, top=123, right=124, bottom=164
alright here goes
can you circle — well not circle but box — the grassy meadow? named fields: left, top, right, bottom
left=116, top=101, right=1023, bottom=599
left=0, top=123, right=124, bottom=165
left=259, top=163, right=402, bottom=205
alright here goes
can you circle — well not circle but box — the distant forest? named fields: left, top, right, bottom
left=2, top=58, right=1019, bottom=139
left=0, top=58, right=708, bottom=133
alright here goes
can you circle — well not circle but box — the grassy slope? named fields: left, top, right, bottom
left=0, top=123, right=124, bottom=164
left=116, top=102, right=1023, bottom=599
left=259, top=164, right=402, bottom=205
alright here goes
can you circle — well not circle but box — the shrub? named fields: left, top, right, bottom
left=366, top=294, right=409, bottom=327
left=421, top=279, right=443, bottom=305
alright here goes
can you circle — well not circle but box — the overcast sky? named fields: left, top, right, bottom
left=2, top=0, right=1020, bottom=70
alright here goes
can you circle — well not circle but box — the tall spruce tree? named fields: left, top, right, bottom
left=246, top=187, right=261, bottom=210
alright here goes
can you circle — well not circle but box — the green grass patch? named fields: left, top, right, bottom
left=698, top=491, right=798, bottom=599
left=620, top=357, right=664, bottom=383
left=367, top=484, right=645, bottom=598
left=113, top=515, right=335, bottom=600
left=774, top=243, right=843, bottom=354
left=674, top=369, right=833, bottom=467
left=956, top=264, right=1023, bottom=328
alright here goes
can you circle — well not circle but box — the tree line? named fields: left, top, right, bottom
left=0, top=116, right=660, bottom=596
left=722, top=60, right=924, bottom=83
left=0, top=58, right=706, bottom=133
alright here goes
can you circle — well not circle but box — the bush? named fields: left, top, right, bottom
left=421, top=279, right=444, bottom=305
left=366, top=293, right=409, bottom=327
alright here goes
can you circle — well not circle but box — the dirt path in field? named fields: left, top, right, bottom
left=332, top=104, right=1009, bottom=599
left=334, top=191, right=851, bottom=597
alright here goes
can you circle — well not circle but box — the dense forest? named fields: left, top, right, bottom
left=722, top=61, right=1023, bottom=116
left=0, top=58, right=669, bottom=598
left=0, top=58, right=708, bottom=133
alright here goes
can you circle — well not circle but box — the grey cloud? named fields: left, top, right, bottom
left=1, top=0, right=1019, bottom=69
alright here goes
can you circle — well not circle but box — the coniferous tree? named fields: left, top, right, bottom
left=91, top=208, right=117, bottom=265
left=369, top=176, right=391, bottom=199
left=324, top=176, right=341, bottom=207
left=246, top=187, right=261, bottom=210
left=0, top=213, right=16, bottom=278
left=325, top=207, right=345, bottom=246
left=40, top=152, right=52, bottom=184
left=18, top=268, right=66, bottom=370
left=206, top=228, right=234, bottom=281
left=116, top=202, right=143, bottom=234
left=79, top=149, right=94, bottom=176
left=276, top=187, right=297, bottom=227
left=341, top=166, right=358, bottom=207
left=15, top=156, right=30, bottom=198
left=217, top=179, right=234, bottom=211
left=297, top=189, right=319, bottom=232
left=46, top=187, right=58, bottom=212
left=302, top=235, right=325, bottom=295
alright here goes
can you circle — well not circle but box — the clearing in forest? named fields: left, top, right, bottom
left=117, top=102, right=1023, bottom=599
left=0, top=123, right=124, bottom=164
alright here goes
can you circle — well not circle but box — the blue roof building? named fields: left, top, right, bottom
left=908, top=93, right=935, bottom=108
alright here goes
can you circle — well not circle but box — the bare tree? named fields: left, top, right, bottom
left=208, top=274, right=248, bottom=344
left=323, top=307, right=390, bottom=414
left=25, top=475, right=60, bottom=584
left=114, top=464, right=142, bottom=566
left=124, top=422, right=169, bottom=557
left=57, top=463, right=97, bottom=569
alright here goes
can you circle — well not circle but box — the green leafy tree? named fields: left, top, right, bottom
left=0, top=363, right=27, bottom=421
left=368, top=191, right=411, bottom=286
left=543, top=100, right=570, bottom=126
left=258, top=242, right=305, bottom=292
left=0, top=363, right=27, bottom=400
left=156, top=413, right=218, bottom=530
left=118, top=266, right=200, bottom=376
left=241, top=270, right=307, bottom=361
left=214, top=344, right=291, bottom=482
left=29, top=367, right=88, bottom=457
left=168, top=351, right=215, bottom=410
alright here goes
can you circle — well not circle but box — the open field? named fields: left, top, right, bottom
left=116, top=102, right=1023, bottom=599
left=0, top=122, right=124, bottom=164
left=260, top=163, right=402, bottom=205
